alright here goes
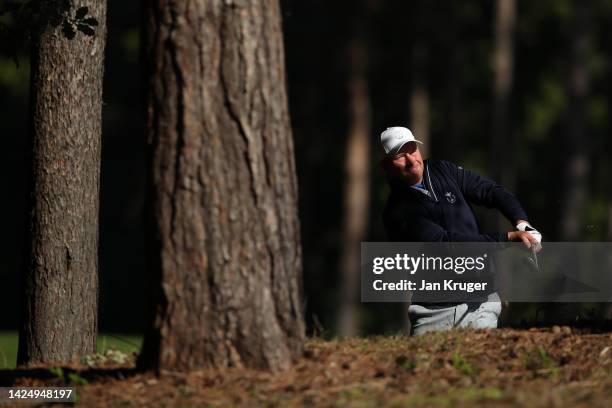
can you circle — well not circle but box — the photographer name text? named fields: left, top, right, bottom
left=373, top=279, right=488, bottom=293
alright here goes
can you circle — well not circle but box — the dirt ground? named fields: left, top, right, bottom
left=3, top=328, right=612, bottom=407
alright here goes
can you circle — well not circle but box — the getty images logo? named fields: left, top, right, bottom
left=372, top=253, right=488, bottom=275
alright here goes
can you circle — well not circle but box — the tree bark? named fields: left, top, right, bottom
left=410, top=69, right=429, bottom=158
left=561, top=0, right=590, bottom=241
left=139, top=0, right=304, bottom=372
left=403, top=35, right=429, bottom=335
left=491, top=0, right=516, bottom=229
left=410, top=43, right=429, bottom=159
left=337, top=36, right=371, bottom=337
left=443, top=1, right=462, bottom=163
left=18, top=0, right=107, bottom=365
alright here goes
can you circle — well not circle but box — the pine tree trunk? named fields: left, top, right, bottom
left=444, top=1, right=461, bottom=163
left=561, top=0, right=590, bottom=241
left=337, top=37, right=371, bottom=337
left=410, top=63, right=429, bottom=158
left=18, top=0, right=107, bottom=365
left=139, top=0, right=304, bottom=372
left=409, top=8, right=429, bottom=159
left=492, top=0, right=516, bottom=229
left=403, top=38, right=429, bottom=335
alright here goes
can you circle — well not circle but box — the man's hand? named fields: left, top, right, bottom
left=508, top=231, right=542, bottom=252
left=508, top=220, right=542, bottom=252
left=516, top=221, right=542, bottom=250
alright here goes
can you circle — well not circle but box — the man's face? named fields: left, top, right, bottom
left=385, top=142, right=424, bottom=184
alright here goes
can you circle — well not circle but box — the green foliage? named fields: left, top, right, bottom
left=0, top=331, right=18, bottom=369
left=536, top=346, right=554, bottom=368
left=120, top=28, right=139, bottom=62
left=336, top=388, right=365, bottom=405
left=526, top=346, right=557, bottom=372
left=451, top=352, right=473, bottom=376
left=97, top=334, right=142, bottom=355
left=586, top=96, right=608, bottom=130
left=395, top=354, right=416, bottom=372
left=585, top=198, right=608, bottom=240
left=81, top=348, right=133, bottom=367
left=48, top=367, right=90, bottom=386
left=48, top=366, right=64, bottom=379
left=523, top=77, right=566, bottom=142
left=0, top=56, right=28, bottom=93
left=49, top=366, right=89, bottom=386
left=0, top=332, right=142, bottom=370
left=67, top=371, right=88, bottom=386
left=246, top=384, right=258, bottom=398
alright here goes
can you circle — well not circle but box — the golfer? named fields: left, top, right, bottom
left=380, top=126, right=542, bottom=335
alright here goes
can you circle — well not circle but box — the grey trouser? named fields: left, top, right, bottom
left=408, top=292, right=502, bottom=336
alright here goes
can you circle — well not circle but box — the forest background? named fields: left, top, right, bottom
left=1, top=0, right=611, bottom=342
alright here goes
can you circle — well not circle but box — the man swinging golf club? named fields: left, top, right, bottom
left=380, top=126, right=542, bottom=335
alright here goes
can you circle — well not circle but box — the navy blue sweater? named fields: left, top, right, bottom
left=383, top=159, right=528, bottom=242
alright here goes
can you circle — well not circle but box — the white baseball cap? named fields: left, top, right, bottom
left=380, top=127, right=423, bottom=156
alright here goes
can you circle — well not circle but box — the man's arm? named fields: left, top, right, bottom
left=384, top=204, right=508, bottom=243
left=444, top=161, right=529, bottom=225
left=405, top=216, right=508, bottom=242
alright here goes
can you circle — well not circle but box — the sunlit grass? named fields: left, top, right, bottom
left=0, top=331, right=18, bottom=369
left=0, top=332, right=142, bottom=369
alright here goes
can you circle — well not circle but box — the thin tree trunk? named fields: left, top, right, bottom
left=337, top=37, right=371, bottom=337
left=138, top=0, right=304, bottom=372
left=410, top=44, right=429, bottom=159
left=18, top=1, right=107, bottom=365
left=401, top=40, right=429, bottom=335
left=561, top=0, right=590, bottom=241
left=492, top=0, right=516, bottom=229
left=443, top=1, right=462, bottom=163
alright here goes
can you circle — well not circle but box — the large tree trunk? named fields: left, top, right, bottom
left=18, top=1, right=107, bottom=365
left=139, top=0, right=304, bottom=372
left=491, top=0, right=516, bottom=229
left=561, top=0, right=590, bottom=241
left=337, top=36, right=371, bottom=337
